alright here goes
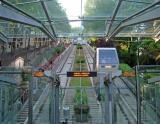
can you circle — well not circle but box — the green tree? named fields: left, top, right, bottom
left=83, top=0, right=115, bottom=33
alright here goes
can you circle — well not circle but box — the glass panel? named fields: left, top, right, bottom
left=83, top=20, right=106, bottom=34
left=6, top=0, right=47, bottom=19
left=99, top=49, right=118, bottom=64
left=0, top=20, right=46, bottom=39
left=3, top=0, right=159, bottom=37
left=109, top=0, right=157, bottom=36
left=140, top=65, right=160, bottom=123
left=115, top=21, right=157, bottom=38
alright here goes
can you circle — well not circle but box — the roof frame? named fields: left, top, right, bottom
left=107, top=0, right=160, bottom=40
left=0, top=31, right=8, bottom=43
left=106, top=0, right=123, bottom=36
left=40, top=0, right=56, bottom=37
left=56, top=33, right=105, bottom=38
left=123, top=0, right=151, bottom=4
left=0, top=0, right=55, bottom=40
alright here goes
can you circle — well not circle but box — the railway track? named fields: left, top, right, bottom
left=16, top=45, right=75, bottom=124
left=60, top=45, right=104, bottom=124
left=84, top=44, right=138, bottom=124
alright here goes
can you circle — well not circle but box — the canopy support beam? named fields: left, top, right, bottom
left=107, top=1, right=160, bottom=40
left=0, top=32, right=8, bottom=43
left=0, top=0, right=55, bottom=40
left=106, top=0, right=123, bottom=36
left=40, top=1, right=56, bottom=37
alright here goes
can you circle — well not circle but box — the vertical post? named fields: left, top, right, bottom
left=136, top=36, right=141, bottom=124
left=51, top=74, right=60, bottom=124
left=79, top=48, right=83, bottom=121
left=105, top=79, right=109, bottom=124
left=52, top=82, right=56, bottom=124
left=0, top=88, right=2, bottom=123
left=50, top=77, right=54, bottom=124
left=113, top=100, right=117, bottom=124
left=109, top=73, right=113, bottom=124
left=105, top=73, right=113, bottom=124
left=136, top=66, right=141, bottom=124
left=55, top=76, right=60, bottom=124
left=155, top=86, right=157, bottom=124
left=113, top=81, right=117, bottom=124
left=28, top=76, right=33, bottom=124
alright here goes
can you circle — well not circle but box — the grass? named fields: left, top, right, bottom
left=69, top=48, right=92, bottom=86
left=70, top=77, right=91, bottom=86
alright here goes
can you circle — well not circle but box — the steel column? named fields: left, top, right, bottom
left=135, top=66, right=141, bottom=124
left=28, top=77, right=33, bottom=124
left=50, top=74, right=60, bottom=124
left=105, top=73, right=113, bottom=124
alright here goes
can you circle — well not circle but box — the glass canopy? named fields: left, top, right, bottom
left=0, top=0, right=159, bottom=40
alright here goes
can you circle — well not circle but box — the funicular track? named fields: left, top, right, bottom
left=82, top=45, right=104, bottom=124
left=84, top=44, right=137, bottom=124
left=60, top=45, right=103, bottom=124
left=16, top=45, right=75, bottom=124
left=35, top=45, right=76, bottom=124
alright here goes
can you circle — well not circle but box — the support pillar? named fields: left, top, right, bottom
left=105, top=73, right=113, bottom=124
left=50, top=75, right=60, bottom=124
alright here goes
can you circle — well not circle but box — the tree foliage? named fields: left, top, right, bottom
left=83, top=0, right=115, bottom=33
left=83, top=0, right=154, bottom=33
left=7, top=0, right=71, bottom=33
left=117, top=38, right=160, bottom=66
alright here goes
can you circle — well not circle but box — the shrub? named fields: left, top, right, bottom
left=76, top=44, right=82, bottom=49
left=74, top=88, right=88, bottom=105
left=21, top=71, right=32, bottom=81
left=119, top=63, right=133, bottom=73
left=73, top=88, right=90, bottom=122
left=76, top=56, right=85, bottom=64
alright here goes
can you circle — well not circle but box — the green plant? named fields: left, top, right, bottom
left=73, top=88, right=90, bottom=122
left=19, top=71, right=32, bottom=89
left=76, top=58, right=85, bottom=64
left=119, top=63, right=133, bottom=73
left=21, top=71, right=32, bottom=81
left=74, top=88, right=88, bottom=105
left=76, top=44, right=82, bottom=49
left=55, top=46, right=64, bottom=54
left=73, top=88, right=89, bottom=114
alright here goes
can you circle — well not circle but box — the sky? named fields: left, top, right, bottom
left=58, top=0, right=86, bottom=27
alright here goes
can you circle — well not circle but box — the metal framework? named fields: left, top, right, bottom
left=0, top=0, right=55, bottom=40
left=40, top=1, right=56, bottom=37
left=106, top=0, right=123, bottom=36
left=0, top=0, right=159, bottom=41
left=0, top=31, right=8, bottom=43
left=107, top=0, right=160, bottom=40
left=56, top=33, right=105, bottom=38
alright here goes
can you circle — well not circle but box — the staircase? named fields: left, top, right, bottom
left=17, top=89, right=43, bottom=124
left=60, top=88, right=103, bottom=124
